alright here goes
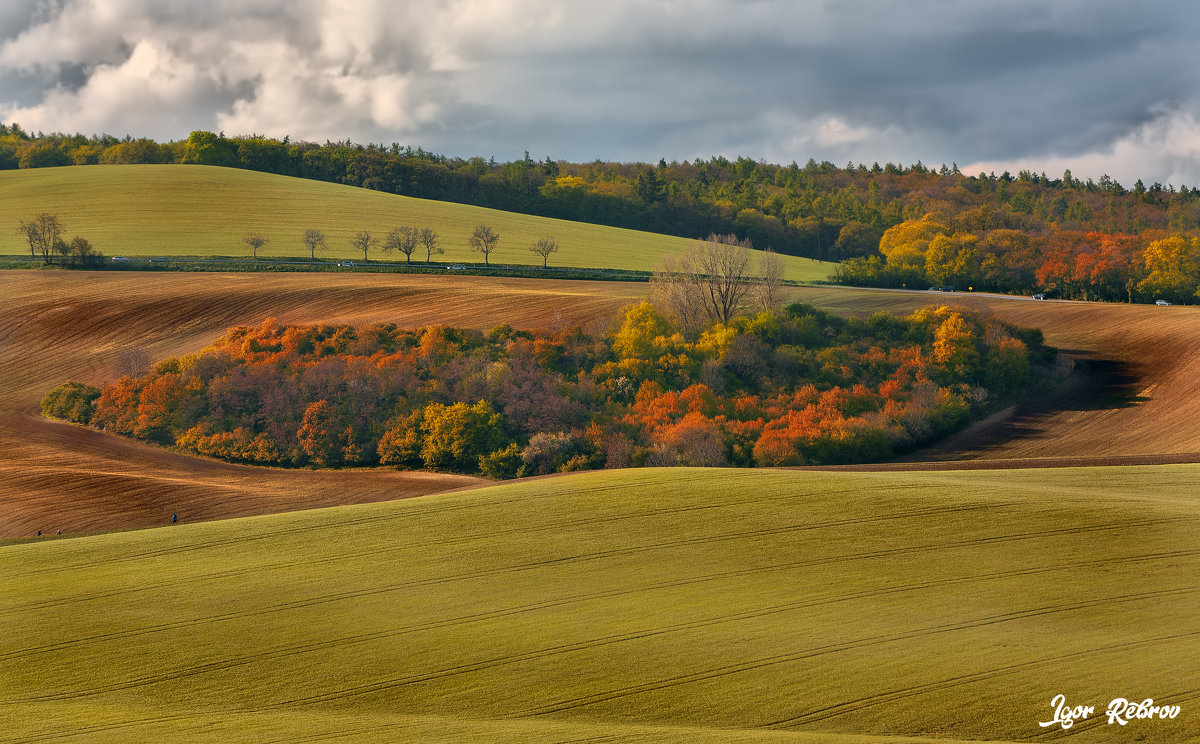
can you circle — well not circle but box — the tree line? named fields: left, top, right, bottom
left=242, top=223, right=556, bottom=266
left=5, top=124, right=1199, bottom=267
left=836, top=215, right=1200, bottom=304
left=9, top=123, right=1200, bottom=300
left=43, top=299, right=1052, bottom=475
left=16, top=212, right=103, bottom=266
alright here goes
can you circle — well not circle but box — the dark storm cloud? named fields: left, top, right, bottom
left=2, top=1, right=1199, bottom=184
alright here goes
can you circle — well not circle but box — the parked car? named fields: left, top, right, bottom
left=1156, top=299, right=1171, bottom=306
left=1033, top=293, right=1047, bottom=300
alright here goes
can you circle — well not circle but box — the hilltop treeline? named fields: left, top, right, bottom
left=9, top=123, right=1200, bottom=300
left=43, top=304, right=1053, bottom=475
left=4, top=123, right=1199, bottom=264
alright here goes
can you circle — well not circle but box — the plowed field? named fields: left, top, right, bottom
left=4, top=272, right=1199, bottom=538
left=0, top=271, right=642, bottom=538
left=789, top=288, right=1200, bottom=463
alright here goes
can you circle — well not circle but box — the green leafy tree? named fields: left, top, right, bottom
left=41, top=381, right=101, bottom=424
left=479, top=442, right=524, bottom=478
left=18, top=141, right=71, bottom=169
left=419, top=400, right=510, bottom=472
left=181, top=130, right=237, bottom=166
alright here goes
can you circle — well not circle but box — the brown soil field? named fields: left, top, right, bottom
left=4, top=272, right=1199, bottom=538
left=0, top=271, right=644, bottom=538
left=790, top=287, right=1200, bottom=464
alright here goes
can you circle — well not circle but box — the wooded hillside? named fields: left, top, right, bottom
left=7, top=124, right=1200, bottom=300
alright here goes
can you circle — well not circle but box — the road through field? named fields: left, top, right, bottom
left=4, top=270, right=1200, bottom=537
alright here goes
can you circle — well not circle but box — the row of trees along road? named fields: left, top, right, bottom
left=243, top=223, right=559, bottom=267
left=16, top=212, right=100, bottom=265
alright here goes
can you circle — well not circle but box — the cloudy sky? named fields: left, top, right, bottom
left=2, top=0, right=1199, bottom=186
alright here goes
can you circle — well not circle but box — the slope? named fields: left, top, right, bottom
left=2, top=466, right=1197, bottom=743
left=0, top=164, right=835, bottom=281
left=0, top=270, right=644, bottom=537
left=7, top=272, right=1200, bottom=537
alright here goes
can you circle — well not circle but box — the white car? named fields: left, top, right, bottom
left=111, top=255, right=130, bottom=262
left=1155, top=299, right=1171, bottom=306
left=338, top=260, right=355, bottom=267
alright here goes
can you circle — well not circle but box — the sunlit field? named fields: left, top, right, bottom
left=3, top=466, right=1197, bottom=743
left=0, top=164, right=835, bottom=281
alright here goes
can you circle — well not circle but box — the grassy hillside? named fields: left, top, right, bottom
left=0, top=165, right=835, bottom=281
left=3, top=466, right=1197, bottom=743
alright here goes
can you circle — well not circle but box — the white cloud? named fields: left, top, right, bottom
left=0, top=0, right=1199, bottom=186
left=963, top=106, right=1200, bottom=187
left=1, top=38, right=215, bottom=134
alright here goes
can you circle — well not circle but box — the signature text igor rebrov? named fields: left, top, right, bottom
left=1039, top=694, right=1181, bottom=730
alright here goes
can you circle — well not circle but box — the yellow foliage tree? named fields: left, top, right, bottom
left=878, top=214, right=948, bottom=272
left=933, top=312, right=981, bottom=378
left=1136, top=235, right=1200, bottom=302
left=925, top=231, right=981, bottom=286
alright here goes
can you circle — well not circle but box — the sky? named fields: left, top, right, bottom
left=2, top=0, right=1199, bottom=187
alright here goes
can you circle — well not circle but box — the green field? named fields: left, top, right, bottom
left=2, top=466, right=1197, bottom=743
left=0, top=165, right=835, bottom=282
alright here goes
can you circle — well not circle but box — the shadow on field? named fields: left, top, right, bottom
left=896, top=352, right=1145, bottom=462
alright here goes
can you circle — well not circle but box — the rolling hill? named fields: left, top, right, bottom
left=5, top=272, right=1200, bottom=537
left=2, top=466, right=1197, bottom=743
left=0, top=164, right=835, bottom=282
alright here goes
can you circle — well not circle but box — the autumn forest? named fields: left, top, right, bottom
left=6, top=124, right=1200, bottom=303
left=43, top=301, right=1052, bottom=476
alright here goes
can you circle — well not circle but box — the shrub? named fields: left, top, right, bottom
left=41, top=381, right=101, bottom=424
left=479, top=443, right=524, bottom=479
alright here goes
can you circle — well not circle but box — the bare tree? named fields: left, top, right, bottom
left=17, top=213, right=64, bottom=264
left=651, top=251, right=709, bottom=335
left=652, top=233, right=757, bottom=331
left=115, top=347, right=151, bottom=378
left=419, top=227, right=443, bottom=263
left=350, top=230, right=376, bottom=262
left=243, top=232, right=268, bottom=259
left=751, top=248, right=786, bottom=313
left=529, top=236, right=559, bottom=267
left=69, top=236, right=95, bottom=263
left=384, top=226, right=420, bottom=264
left=302, top=228, right=327, bottom=260
left=468, top=224, right=500, bottom=265
left=53, top=237, right=72, bottom=264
